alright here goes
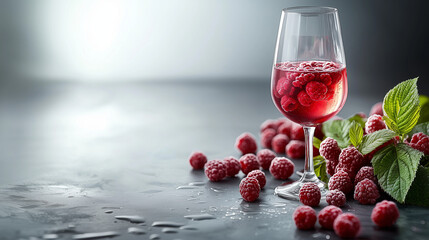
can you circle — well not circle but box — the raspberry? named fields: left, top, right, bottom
left=354, top=166, right=377, bottom=185
left=409, top=132, right=429, bottom=155
left=239, top=154, right=260, bottom=175
left=286, top=72, right=299, bottom=81
left=293, top=206, right=317, bottom=230
left=290, top=123, right=304, bottom=140
left=271, top=134, right=290, bottom=154
left=204, top=160, right=227, bottom=182
left=313, top=146, right=320, bottom=157
left=319, top=137, right=341, bottom=163
left=292, top=73, right=315, bottom=88
left=306, top=81, right=328, bottom=101
left=277, top=120, right=292, bottom=136
left=297, top=90, right=313, bottom=107
left=235, top=132, right=257, bottom=155
left=319, top=73, right=332, bottom=86
left=370, top=102, right=383, bottom=116
left=260, top=119, right=280, bottom=133
left=247, top=170, right=266, bottom=189
left=239, top=177, right=260, bottom=202
left=189, top=152, right=207, bottom=170
left=336, top=146, right=364, bottom=180
left=365, top=114, right=387, bottom=134
left=286, top=140, right=305, bottom=159
left=281, top=96, right=298, bottom=112
left=314, top=124, right=325, bottom=140
left=260, top=128, right=277, bottom=149
left=276, top=77, right=292, bottom=96
left=354, top=178, right=380, bottom=205
left=328, top=170, right=353, bottom=194
left=269, top=157, right=295, bottom=180
left=223, top=156, right=241, bottom=177
left=257, top=149, right=276, bottom=170
left=371, top=200, right=400, bottom=227
left=333, top=213, right=361, bottom=238
left=326, top=160, right=336, bottom=176
left=318, top=205, right=342, bottom=229
left=299, top=183, right=321, bottom=207
left=326, top=190, right=346, bottom=207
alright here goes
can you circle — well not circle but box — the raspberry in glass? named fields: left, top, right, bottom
left=286, top=140, right=305, bottom=159
left=318, top=205, right=342, bottom=229
left=293, top=206, right=317, bottom=230
left=271, top=134, right=290, bottom=154
left=239, top=154, right=260, bottom=175
left=328, top=170, right=353, bottom=194
left=204, top=160, right=227, bottom=182
left=408, top=132, right=429, bottom=155
left=260, top=128, right=277, bottom=149
left=297, top=90, right=313, bottom=107
left=326, top=190, right=346, bottom=207
left=306, top=81, right=328, bottom=101
left=235, top=132, right=258, bottom=155
left=333, top=213, right=361, bottom=238
left=269, top=157, right=295, bottom=180
left=189, top=152, right=207, bottom=170
left=223, top=156, right=241, bottom=177
left=239, top=177, right=260, bottom=202
left=354, top=179, right=380, bottom=205
left=371, top=200, right=400, bottom=227
left=299, top=183, right=321, bottom=207
left=257, top=149, right=276, bottom=170
left=281, top=96, right=298, bottom=112
left=365, top=114, right=387, bottom=134
left=247, top=170, right=266, bottom=189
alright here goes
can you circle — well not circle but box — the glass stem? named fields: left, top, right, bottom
left=303, top=126, right=315, bottom=174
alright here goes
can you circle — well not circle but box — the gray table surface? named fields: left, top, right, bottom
left=0, top=81, right=428, bottom=240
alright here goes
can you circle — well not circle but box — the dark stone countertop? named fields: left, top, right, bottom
left=0, top=81, right=427, bottom=240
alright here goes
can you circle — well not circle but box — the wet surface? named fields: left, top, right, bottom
left=0, top=81, right=427, bottom=239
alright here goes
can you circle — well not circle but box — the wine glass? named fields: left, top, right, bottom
left=271, top=6, right=347, bottom=200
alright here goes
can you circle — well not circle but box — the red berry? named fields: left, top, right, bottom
left=290, top=123, right=304, bottom=140
left=336, top=146, right=364, bottom=180
left=370, top=102, right=383, bottom=116
left=204, top=160, right=227, bottom=182
left=257, top=149, right=276, bottom=170
left=223, top=156, right=241, bottom=177
left=306, top=81, right=328, bottom=101
left=328, top=170, right=353, bottom=194
left=286, top=140, right=305, bottom=159
left=260, top=119, right=280, bottom=133
left=293, top=206, right=317, bottom=230
left=239, top=177, right=260, bottom=202
left=269, top=157, right=295, bottom=180
left=235, top=132, right=257, bottom=155
left=189, top=152, right=207, bottom=170
left=326, top=190, right=346, bottom=207
left=318, top=205, right=342, bottom=229
left=260, top=128, right=277, bottom=149
left=319, top=137, right=341, bottom=164
left=292, top=73, right=315, bottom=88
left=299, top=183, right=321, bottom=207
left=319, top=73, right=332, bottom=86
left=354, top=166, right=377, bottom=185
left=365, top=114, right=387, bottom=134
left=277, top=120, right=293, bottom=136
left=314, top=124, right=325, bottom=140
left=371, top=200, right=399, bottom=227
left=247, top=170, right=266, bottom=189
left=297, top=90, right=313, bottom=107
left=354, top=178, right=380, bottom=205
left=333, top=213, right=361, bottom=238
left=239, top=154, right=260, bottom=175
left=281, top=96, right=298, bottom=112
left=409, top=132, right=429, bottom=155
left=271, top=134, right=290, bottom=154
left=276, top=77, right=293, bottom=96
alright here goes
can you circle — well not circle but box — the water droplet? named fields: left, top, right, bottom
left=151, top=221, right=184, bottom=227
left=43, top=234, right=58, bottom=239
left=273, top=203, right=286, bottom=207
left=149, top=234, right=161, bottom=240
left=162, top=228, right=178, bottom=233
left=72, top=231, right=119, bottom=240
left=176, top=186, right=198, bottom=190
left=184, top=213, right=216, bottom=221
left=115, top=215, right=145, bottom=223
left=188, top=182, right=205, bottom=186
left=179, top=225, right=198, bottom=230
left=420, top=220, right=426, bottom=225
left=104, top=210, right=113, bottom=214
left=128, top=227, right=146, bottom=235
left=312, top=233, right=325, bottom=238
left=210, top=187, right=224, bottom=193
left=326, top=235, right=331, bottom=239
left=102, top=207, right=121, bottom=209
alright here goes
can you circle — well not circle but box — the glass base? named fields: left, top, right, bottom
left=274, top=172, right=327, bottom=200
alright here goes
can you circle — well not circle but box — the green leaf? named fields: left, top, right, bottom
left=418, top=95, right=429, bottom=124
left=358, top=129, right=397, bottom=155
left=409, top=122, right=429, bottom=136
left=383, top=78, right=420, bottom=135
left=347, top=114, right=366, bottom=129
left=372, top=143, right=423, bottom=203
left=313, top=155, right=328, bottom=184
left=322, top=119, right=353, bottom=148
left=313, top=137, right=322, bottom=149
left=405, top=166, right=429, bottom=207
left=349, top=121, right=364, bottom=147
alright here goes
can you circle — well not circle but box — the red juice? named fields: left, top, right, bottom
left=271, top=61, right=347, bottom=126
